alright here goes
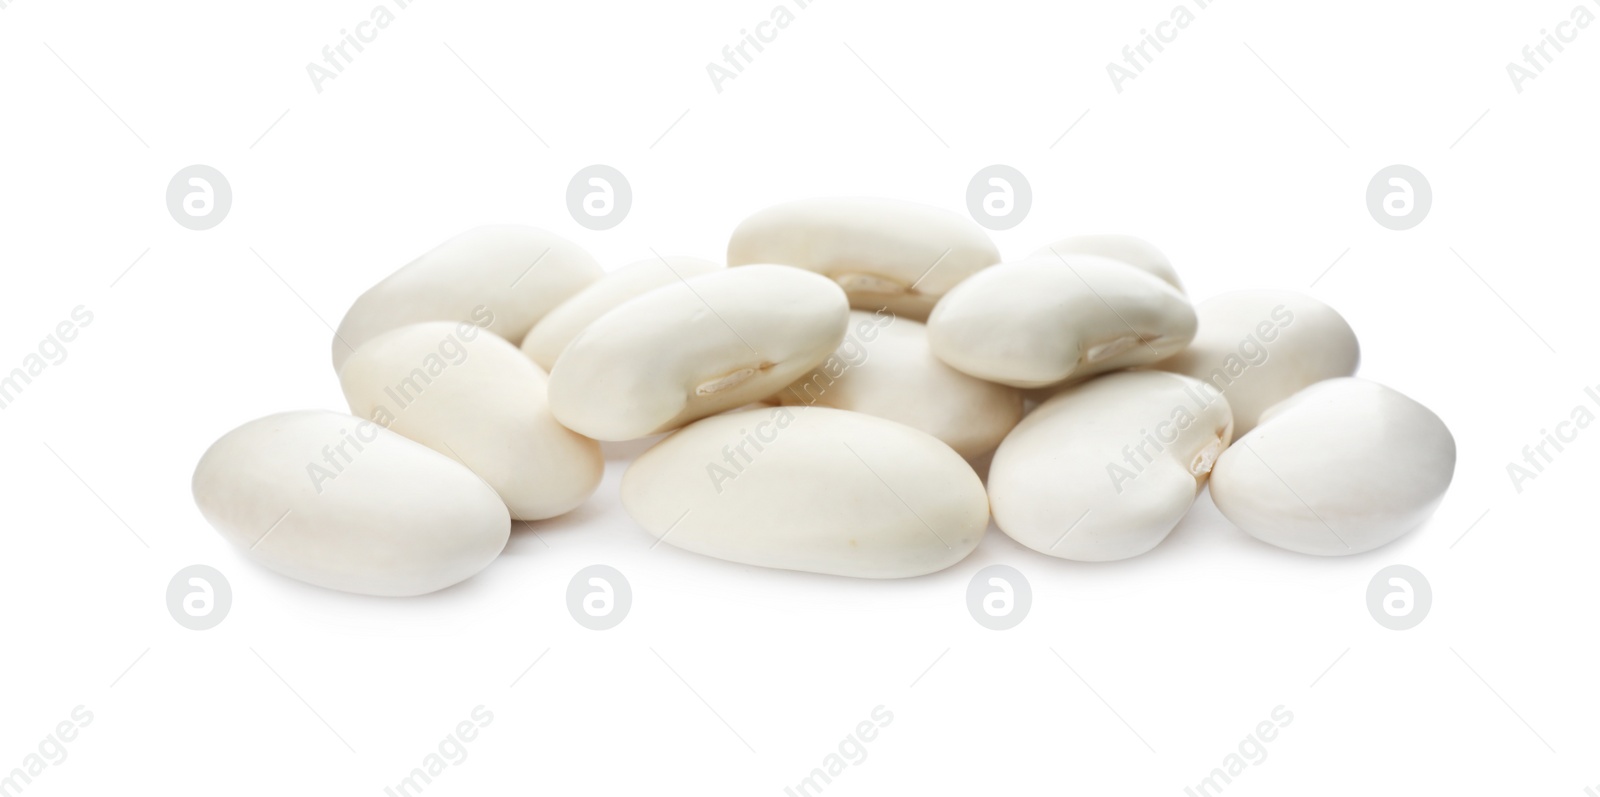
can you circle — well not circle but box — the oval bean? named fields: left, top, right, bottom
left=332, top=226, right=601, bottom=372
left=340, top=321, right=603, bottom=521
left=988, top=370, right=1234, bottom=561
left=522, top=255, right=723, bottom=371
left=928, top=256, right=1197, bottom=389
left=191, top=410, right=510, bottom=596
left=773, top=310, right=1023, bottom=459
left=1209, top=378, right=1455, bottom=556
left=548, top=265, right=848, bottom=441
left=621, top=406, right=987, bottom=577
left=727, top=197, right=1001, bottom=321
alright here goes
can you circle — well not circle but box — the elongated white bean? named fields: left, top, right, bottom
left=521, top=255, right=723, bottom=370
left=1153, top=290, right=1359, bottom=435
left=927, top=256, right=1197, bottom=389
left=332, top=226, right=602, bottom=372
left=548, top=265, right=848, bottom=441
left=773, top=310, right=1023, bottom=459
left=727, top=197, right=1001, bottom=321
left=1030, top=234, right=1183, bottom=292
left=988, top=371, right=1233, bottom=561
left=191, top=410, right=509, bottom=596
left=339, top=321, right=602, bottom=521
left=1209, top=378, right=1455, bottom=556
left=621, top=407, right=987, bottom=577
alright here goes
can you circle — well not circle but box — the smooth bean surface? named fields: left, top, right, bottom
left=622, top=406, right=988, bottom=578
left=773, top=310, right=1023, bottom=459
left=1153, top=290, right=1359, bottom=434
left=333, top=226, right=601, bottom=372
left=522, top=255, right=722, bottom=371
left=727, top=197, right=1001, bottom=321
left=548, top=265, right=849, bottom=441
left=192, top=410, right=510, bottom=596
left=1209, top=378, right=1454, bottom=556
left=1029, top=234, right=1183, bottom=292
left=988, top=371, right=1233, bottom=561
left=928, top=256, right=1197, bottom=389
left=341, top=321, right=603, bottom=521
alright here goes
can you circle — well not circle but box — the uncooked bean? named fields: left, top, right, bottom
left=988, top=370, right=1234, bottom=561
left=191, top=410, right=509, bottom=596
left=547, top=265, right=848, bottom=441
left=332, top=226, right=602, bottom=372
left=772, top=310, right=1023, bottom=459
left=726, top=197, right=1001, bottom=321
left=1209, top=378, right=1455, bottom=556
left=1153, top=290, right=1359, bottom=434
left=1030, top=234, right=1183, bottom=292
left=521, top=255, right=723, bottom=371
left=621, top=407, right=988, bottom=577
left=927, top=256, right=1197, bottom=389
left=339, top=321, right=602, bottom=521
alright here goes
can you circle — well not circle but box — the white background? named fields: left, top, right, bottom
left=2, top=0, right=1597, bottom=794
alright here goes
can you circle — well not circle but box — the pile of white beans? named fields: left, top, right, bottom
left=192, top=198, right=1456, bottom=596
